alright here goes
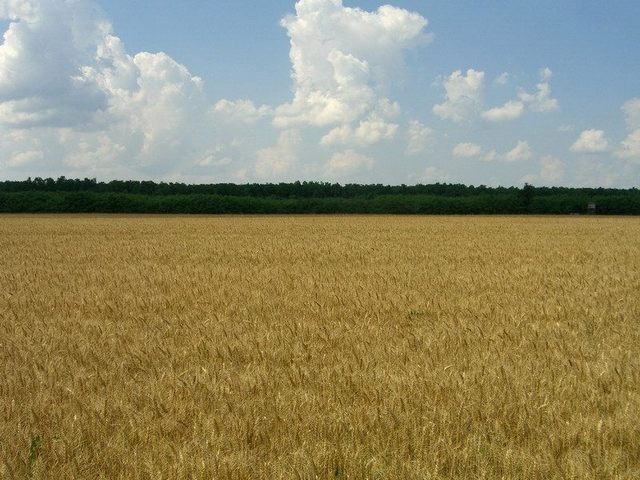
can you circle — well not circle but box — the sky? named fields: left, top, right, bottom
left=0, top=0, right=639, bottom=187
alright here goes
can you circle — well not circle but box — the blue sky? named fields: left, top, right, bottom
left=0, top=0, right=639, bottom=186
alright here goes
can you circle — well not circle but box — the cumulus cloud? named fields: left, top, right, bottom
left=0, top=0, right=432, bottom=181
left=75, top=45, right=216, bottom=174
left=355, top=118, right=399, bottom=145
left=481, top=100, right=524, bottom=122
left=570, top=129, right=610, bottom=153
left=255, top=130, right=301, bottom=179
left=433, top=69, right=484, bottom=122
left=405, top=120, right=433, bottom=155
left=452, top=142, right=482, bottom=158
left=320, top=114, right=398, bottom=147
left=482, top=67, right=558, bottom=123
left=0, top=0, right=272, bottom=178
left=274, top=0, right=428, bottom=133
left=325, top=149, right=374, bottom=177
left=518, top=67, right=559, bottom=113
left=213, top=99, right=271, bottom=124
left=504, top=140, right=533, bottom=162
left=0, top=1, right=624, bottom=186
left=0, top=0, right=111, bottom=128
left=457, top=141, right=531, bottom=163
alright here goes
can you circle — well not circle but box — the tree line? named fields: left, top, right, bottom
left=0, top=177, right=638, bottom=214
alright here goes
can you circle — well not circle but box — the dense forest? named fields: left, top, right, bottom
left=0, top=177, right=639, bottom=214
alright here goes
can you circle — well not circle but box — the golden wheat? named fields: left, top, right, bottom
left=1, top=215, right=639, bottom=479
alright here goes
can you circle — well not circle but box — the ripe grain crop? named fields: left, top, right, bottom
left=1, top=215, right=639, bottom=479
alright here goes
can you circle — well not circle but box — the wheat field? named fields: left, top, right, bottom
left=1, top=215, right=639, bottom=479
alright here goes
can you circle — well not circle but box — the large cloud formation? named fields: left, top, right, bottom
left=0, top=0, right=254, bottom=178
left=0, top=0, right=430, bottom=180
left=0, top=0, right=634, bottom=186
left=274, top=0, right=428, bottom=147
left=0, top=0, right=111, bottom=128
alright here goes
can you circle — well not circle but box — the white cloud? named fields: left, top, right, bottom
left=483, top=68, right=558, bottom=122
left=325, top=150, right=374, bottom=177
left=405, top=120, right=433, bottom=155
left=622, top=98, right=640, bottom=130
left=0, top=0, right=432, bottom=181
left=320, top=114, right=398, bottom=147
left=79, top=46, right=215, bottom=173
left=320, top=124, right=352, bottom=146
left=616, top=129, right=640, bottom=163
left=518, top=67, right=559, bottom=113
left=0, top=0, right=264, bottom=179
left=452, top=142, right=482, bottom=158
left=433, top=69, right=485, bottom=122
left=570, top=129, right=610, bottom=153
left=274, top=0, right=428, bottom=130
left=352, top=116, right=398, bottom=145
left=504, top=140, right=533, bottom=162
left=481, top=100, right=524, bottom=122
left=120, top=52, right=208, bottom=159
left=0, top=0, right=111, bottom=128
left=255, top=130, right=301, bottom=179
left=0, top=1, right=628, bottom=187
left=482, top=140, right=533, bottom=162
left=213, top=99, right=271, bottom=124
